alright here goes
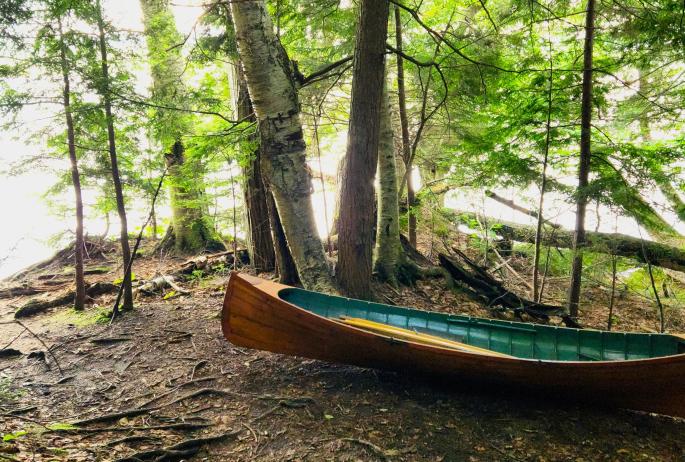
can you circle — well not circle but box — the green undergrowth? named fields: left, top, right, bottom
left=49, top=306, right=111, bottom=327
left=0, top=377, right=24, bottom=401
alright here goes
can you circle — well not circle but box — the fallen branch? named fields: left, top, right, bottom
left=439, top=253, right=580, bottom=327
left=341, top=437, right=388, bottom=460
left=484, top=190, right=560, bottom=228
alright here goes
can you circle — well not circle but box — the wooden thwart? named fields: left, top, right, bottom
left=337, top=317, right=513, bottom=358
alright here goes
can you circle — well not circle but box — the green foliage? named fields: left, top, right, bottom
left=2, top=430, right=27, bottom=442
left=113, top=272, right=135, bottom=285
left=0, top=377, right=24, bottom=401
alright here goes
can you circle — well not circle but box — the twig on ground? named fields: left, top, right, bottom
left=340, top=437, right=388, bottom=460
left=189, top=360, right=208, bottom=380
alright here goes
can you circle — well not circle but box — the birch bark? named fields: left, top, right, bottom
left=230, top=0, right=333, bottom=292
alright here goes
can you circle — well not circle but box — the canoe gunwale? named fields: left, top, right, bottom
left=225, top=272, right=685, bottom=366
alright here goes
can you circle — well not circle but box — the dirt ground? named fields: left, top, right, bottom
left=1, top=241, right=684, bottom=461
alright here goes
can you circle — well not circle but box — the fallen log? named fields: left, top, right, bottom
left=439, top=252, right=580, bottom=327
left=450, top=211, right=685, bottom=273
left=15, top=282, right=117, bottom=318
left=0, top=286, right=42, bottom=299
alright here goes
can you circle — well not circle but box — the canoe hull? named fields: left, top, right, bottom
left=222, top=273, right=685, bottom=418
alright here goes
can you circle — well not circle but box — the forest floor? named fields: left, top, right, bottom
left=0, top=237, right=684, bottom=461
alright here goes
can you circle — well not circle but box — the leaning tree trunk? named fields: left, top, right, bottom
left=140, top=0, right=222, bottom=253
left=229, top=0, right=333, bottom=292
left=337, top=0, right=390, bottom=298
left=567, top=0, right=596, bottom=318
left=233, top=63, right=275, bottom=273
left=96, top=0, right=133, bottom=310
left=374, top=79, right=402, bottom=283
left=58, top=19, right=85, bottom=311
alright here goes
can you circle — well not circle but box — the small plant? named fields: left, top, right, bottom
left=0, top=377, right=24, bottom=401
left=213, top=262, right=228, bottom=275
left=2, top=430, right=27, bottom=442
left=113, top=272, right=136, bottom=285
left=188, top=269, right=205, bottom=282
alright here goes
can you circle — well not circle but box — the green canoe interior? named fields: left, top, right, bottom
left=278, top=287, right=685, bottom=362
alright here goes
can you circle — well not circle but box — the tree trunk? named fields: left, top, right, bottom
left=533, top=34, right=554, bottom=303
left=374, top=79, right=402, bottom=283
left=394, top=6, right=416, bottom=247
left=96, top=0, right=133, bottom=311
left=266, top=190, right=300, bottom=285
left=337, top=0, right=390, bottom=298
left=234, top=63, right=275, bottom=273
left=58, top=19, right=85, bottom=311
left=567, top=0, right=596, bottom=318
left=139, top=0, right=222, bottom=254
left=229, top=0, right=333, bottom=292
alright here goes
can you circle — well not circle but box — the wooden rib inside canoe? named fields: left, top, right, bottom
left=338, top=317, right=513, bottom=358
left=222, top=272, right=685, bottom=418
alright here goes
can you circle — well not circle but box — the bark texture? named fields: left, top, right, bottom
left=163, top=142, right=221, bottom=252
left=266, top=191, right=301, bottom=285
left=58, top=19, right=85, bottom=311
left=374, top=81, right=402, bottom=283
left=337, top=0, right=390, bottom=298
left=234, top=64, right=275, bottom=273
left=567, top=0, right=596, bottom=317
left=96, top=0, right=133, bottom=310
left=140, top=0, right=222, bottom=253
left=230, top=0, right=333, bottom=292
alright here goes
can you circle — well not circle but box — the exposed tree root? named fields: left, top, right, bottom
left=72, top=407, right=159, bottom=426
left=113, top=431, right=240, bottom=462
left=58, top=423, right=212, bottom=434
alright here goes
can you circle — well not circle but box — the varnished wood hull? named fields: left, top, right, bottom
left=222, top=273, right=685, bottom=418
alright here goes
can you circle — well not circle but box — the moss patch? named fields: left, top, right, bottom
left=49, top=306, right=111, bottom=327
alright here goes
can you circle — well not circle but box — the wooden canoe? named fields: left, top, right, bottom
left=222, top=272, right=685, bottom=418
